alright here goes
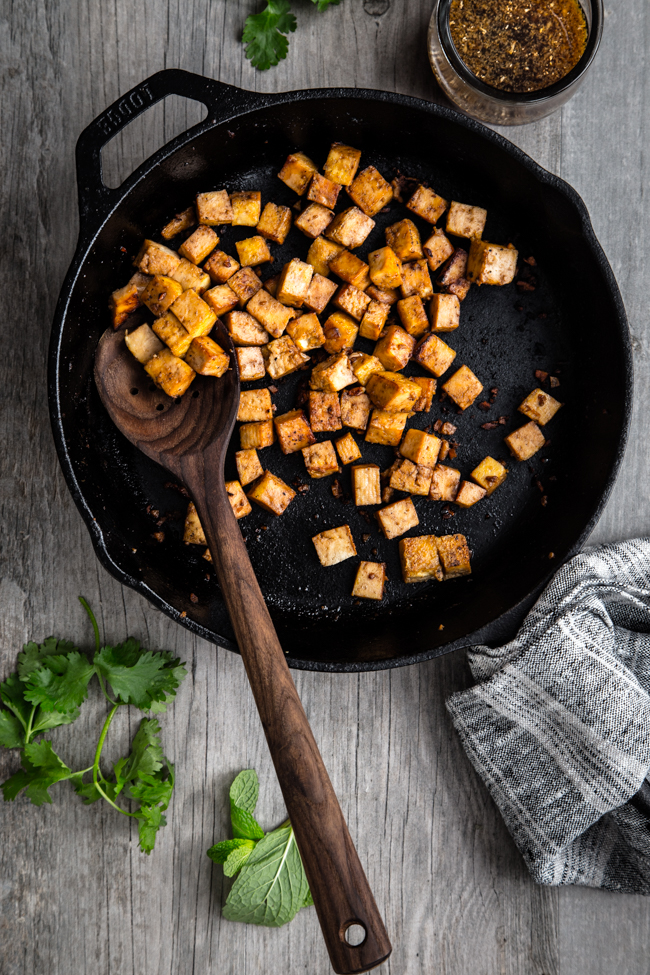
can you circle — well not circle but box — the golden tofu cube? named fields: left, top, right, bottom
left=413, top=333, right=457, bottom=377
left=326, top=207, right=375, bottom=248
left=352, top=561, right=386, bottom=600
left=263, top=335, right=310, bottom=379
left=161, top=206, right=196, bottom=240
left=349, top=353, right=384, bottom=386
left=412, top=377, right=437, bottom=412
left=341, top=387, right=371, bottom=430
left=429, top=464, right=461, bottom=501
left=423, top=229, right=455, bottom=272
left=141, top=275, right=183, bottom=317
left=204, top=250, right=240, bottom=284
left=438, top=248, right=468, bottom=288
left=247, top=471, right=296, bottom=515
left=446, top=201, right=487, bottom=240
left=366, top=371, right=422, bottom=412
left=347, top=165, right=393, bottom=217
left=438, top=441, right=450, bottom=462
left=376, top=497, right=419, bottom=539
left=351, top=464, right=381, bottom=505
left=399, top=535, right=443, bottom=583
left=436, top=534, right=472, bottom=579
left=407, top=185, right=448, bottom=225
left=179, top=225, right=219, bottom=264
left=367, top=247, right=403, bottom=289
left=235, top=236, right=272, bottom=267
left=374, top=325, right=416, bottom=371
left=312, top=524, right=357, bottom=565
left=170, top=259, right=211, bottom=294
left=396, top=295, right=429, bottom=338
left=110, top=281, right=140, bottom=328
left=467, top=239, right=518, bottom=285
left=455, top=481, right=486, bottom=507
left=246, top=288, right=293, bottom=338
left=442, top=365, right=483, bottom=411
left=228, top=267, right=263, bottom=307
left=239, top=419, right=275, bottom=450
left=184, top=501, right=206, bottom=545
left=263, top=275, right=279, bottom=296
left=277, top=152, right=318, bottom=194
left=124, top=323, right=164, bottom=364
left=329, top=250, right=370, bottom=290
left=257, top=202, right=292, bottom=244
left=366, top=284, right=399, bottom=305
left=134, top=239, right=181, bottom=277
left=309, top=391, right=342, bottom=432
left=365, top=409, right=408, bottom=446
left=505, top=421, right=545, bottom=461
left=226, top=310, right=270, bottom=346
left=335, top=431, right=362, bottom=465
left=400, top=260, right=433, bottom=300
left=170, top=290, right=216, bottom=339
left=471, top=456, right=508, bottom=495
left=274, top=409, right=316, bottom=454
left=129, top=271, right=151, bottom=296
left=286, top=313, right=326, bottom=351
left=152, top=311, right=192, bottom=357
left=277, top=258, right=314, bottom=307
left=323, top=311, right=359, bottom=352
left=306, top=236, right=345, bottom=276
left=185, top=335, right=229, bottom=377
left=332, top=286, right=370, bottom=323
left=231, top=190, right=262, bottom=227
left=400, top=428, right=441, bottom=467
left=237, top=388, right=273, bottom=422
left=304, top=273, right=338, bottom=314
left=295, top=203, right=334, bottom=239
left=447, top=276, right=470, bottom=303
left=385, top=220, right=423, bottom=261
left=323, top=143, right=362, bottom=186
left=236, top=448, right=264, bottom=486
left=307, top=173, right=341, bottom=209
left=390, top=459, right=433, bottom=496
left=203, top=284, right=239, bottom=317
left=430, top=293, right=460, bottom=332
left=145, top=347, right=195, bottom=397
left=235, top=346, right=266, bottom=381
left=196, top=190, right=233, bottom=225
left=226, top=480, right=252, bottom=519
left=310, top=353, right=356, bottom=392
left=302, top=440, right=340, bottom=479
left=518, top=388, right=562, bottom=425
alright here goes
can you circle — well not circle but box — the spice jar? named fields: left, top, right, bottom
left=428, top=0, right=603, bottom=125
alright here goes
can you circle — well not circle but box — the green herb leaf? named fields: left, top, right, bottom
left=0, top=674, right=32, bottom=746
left=207, top=837, right=256, bottom=865
left=242, top=0, right=297, bottom=71
left=224, top=843, right=256, bottom=877
left=23, top=652, right=94, bottom=713
left=311, top=0, right=341, bottom=10
left=2, top=740, right=80, bottom=806
left=115, top=717, right=165, bottom=789
left=135, top=802, right=166, bottom=854
left=231, top=803, right=265, bottom=841
left=0, top=710, right=24, bottom=749
left=17, top=638, right=78, bottom=680
left=303, top=888, right=314, bottom=908
left=230, top=769, right=259, bottom=814
left=94, top=640, right=186, bottom=711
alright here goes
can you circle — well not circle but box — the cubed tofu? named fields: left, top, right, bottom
left=340, top=386, right=371, bottom=430
left=302, top=441, right=340, bottom=479
left=237, top=388, right=273, bottom=422
left=518, top=388, right=562, bottom=425
left=366, top=371, right=422, bottom=412
left=124, top=323, right=164, bottom=364
left=399, top=535, right=444, bottom=583
left=471, top=456, right=508, bottom=495
left=152, top=311, right=192, bottom=357
left=228, top=267, right=263, bottom=307
left=400, top=260, right=433, bottom=300
left=505, top=421, right=545, bottom=461
left=257, top=202, right=292, bottom=244
left=145, top=347, right=195, bottom=397
left=235, top=236, right=272, bottom=267
left=455, top=481, right=486, bottom=507
left=231, top=190, right=262, bottom=227
left=374, top=325, right=416, bottom=371
left=185, top=335, right=229, bottom=377
left=246, top=288, right=293, bottom=338
left=350, top=353, right=384, bottom=386
left=442, top=365, right=483, bottom=410
left=196, top=190, right=233, bottom=225
left=400, top=428, right=441, bottom=468
left=129, top=271, right=151, bottom=296
left=385, top=220, right=423, bottom=262
left=236, top=448, right=264, bottom=486
left=306, top=236, right=345, bottom=277
left=329, top=250, right=370, bottom=290
left=436, top=533, right=472, bottom=578
left=323, top=143, right=362, bottom=186
left=184, top=501, right=206, bottom=545
left=423, top=229, right=455, bottom=272
left=390, top=459, right=433, bottom=496
left=110, top=281, right=141, bottom=327
left=278, top=152, right=318, bottom=194
left=309, top=391, right=342, bottom=432
left=170, top=259, right=211, bottom=294
left=429, top=293, right=460, bottom=332
left=274, top=409, right=316, bottom=454
left=332, top=286, right=370, bottom=323
left=141, top=275, right=184, bottom=317
left=352, top=561, right=386, bottom=600
left=376, top=497, right=419, bottom=539
left=413, top=333, right=457, bottom=377
left=204, top=284, right=239, bottom=317
left=239, top=419, right=275, bottom=450
left=359, top=300, right=390, bottom=341
left=438, top=441, right=450, bottom=462
left=179, top=225, right=219, bottom=264
left=204, top=250, right=240, bottom=283
left=467, top=239, right=518, bottom=285
left=225, top=310, right=270, bottom=346
left=406, top=185, right=448, bottom=225
left=264, top=275, right=279, bottom=296
left=303, top=273, right=338, bottom=314
left=412, top=376, right=437, bottom=412
left=351, top=464, right=381, bottom=505
left=312, top=524, right=357, bottom=566
left=161, top=206, right=196, bottom=240
left=367, top=246, right=403, bottom=289
left=307, top=173, right=341, bottom=209
left=236, top=346, right=266, bottom=381
left=335, top=431, right=362, bottom=465
left=295, top=203, right=334, bottom=239
left=247, top=471, right=296, bottom=515
left=446, top=277, right=471, bottom=302
left=134, top=239, right=181, bottom=277
left=263, top=335, right=310, bottom=379
left=322, top=311, right=359, bottom=352
left=310, top=353, right=356, bottom=392
left=365, top=409, right=408, bottom=446
left=438, top=248, right=468, bottom=288
left=446, top=201, right=487, bottom=240
left=326, top=208, right=375, bottom=248
left=226, top=480, right=252, bottom=519
left=429, top=464, right=461, bottom=501
left=169, top=290, right=216, bottom=339
left=286, top=313, right=326, bottom=351
left=366, top=284, right=399, bottom=305
left=396, top=295, right=429, bottom=338
left=347, top=165, right=393, bottom=217
left=277, top=258, right=314, bottom=307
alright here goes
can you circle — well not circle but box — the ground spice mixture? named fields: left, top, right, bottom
left=448, top=0, right=588, bottom=93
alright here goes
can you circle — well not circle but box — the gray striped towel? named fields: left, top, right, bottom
left=446, top=539, right=650, bottom=893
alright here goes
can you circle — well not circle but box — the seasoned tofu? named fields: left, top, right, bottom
left=455, top=480, right=486, bottom=507
left=306, top=236, right=345, bottom=276
left=312, top=524, right=357, bottom=565
left=235, top=236, right=272, bottom=267
left=302, top=441, right=340, bottom=479
left=110, top=281, right=141, bottom=328
left=351, top=464, right=381, bottom=505
left=446, top=201, right=487, bottom=240
left=320, top=313, right=358, bottom=354
left=366, top=371, right=422, bottom=412
left=352, top=561, right=386, bottom=600
left=366, top=284, right=399, bottom=305
left=237, top=388, right=273, bottom=422
left=347, top=165, right=393, bottom=217
left=231, top=190, right=262, bottom=227
left=340, top=386, right=371, bottom=430
left=247, top=471, right=296, bottom=515
left=170, top=259, right=211, bottom=294
left=400, top=428, right=441, bottom=468
left=374, top=325, right=416, bottom=371
left=326, top=207, right=375, bottom=248
left=400, top=261, right=433, bottom=300
left=396, top=296, right=429, bottom=338
left=412, top=377, right=437, bottom=412
left=413, top=333, right=457, bottom=377
left=438, top=248, right=468, bottom=288
left=277, top=152, right=318, bottom=194
left=310, top=353, right=356, bottom=392
left=124, top=323, right=164, bottom=364
left=152, top=312, right=192, bottom=357
left=145, top=348, right=195, bottom=397
left=367, top=246, right=403, bottom=289
left=376, top=497, right=419, bottom=539
left=309, top=391, right=342, bottom=432
left=184, top=501, right=206, bottom=545
left=235, top=346, right=266, bottom=381
left=141, top=275, right=183, bottom=317
left=239, top=419, right=275, bottom=450
left=329, top=250, right=370, bottom=290
left=277, top=258, right=314, bottom=307
left=505, top=421, right=545, bottom=461
left=399, top=536, right=443, bottom=583
left=263, top=335, right=310, bottom=379
left=303, top=273, right=338, bottom=314
left=332, top=286, right=370, bottom=323
left=307, top=173, right=341, bottom=209
left=228, top=267, right=264, bottom=306
left=179, top=225, right=220, bottom=264
left=407, top=185, right=448, bottom=225
left=350, top=352, right=384, bottom=386
left=423, top=228, right=455, bottom=272
left=134, top=239, right=181, bottom=277
left=385, top=219, right=423, bottom=261
left=204, top=249, right=240, bottom=284
left=196, top=190, right=233, bottom=225
left=246, top=289, right=293, bottom=338
left=430, top=293, right=460, bottom=332
left=471, top=456, right=507, bottom=495
left=264, top=275, right=279, bottom=296
left=203, top=284, right=239, bottom=317
left=323, top=143, right=362, bottom=186
left=365, top=409, right=408, bottom=446
left=436, top=533, right=472, bottom=579
left=518, top=388, right=562, bottom=425
left=286, top=312, right=326, bottom=351
left=274, top=409, right=316, bottom=454
left=226, top=480, right=252, bottom=519
left=390, top=459, right=433, bottom=496
left=442, top=365, right=483, bottom=410
left=335, top=432, right=362, bottom=465
left=161, top=206, right=196, bottom=240
left=225, top=310, right=270, bottom=346
left=429, top=464, right=461, bottom=501
left=359, top=300, right=390, bottom=341
left=185, top=335, right=230, bottom=377
left=467, top=239, right=518, bottom=285
left=236, top=448, right=264, bottom=486
left=257, top=202, right=292, bottom=244
left=295, top=203, right=334, bottom=239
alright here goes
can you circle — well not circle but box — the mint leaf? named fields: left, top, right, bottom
left=224, top=843, right=256, bottom=877
left=2, top=740, right=80, bottom=806
left=230, top=769, right=259, bottom=814
left=94, top=640, right=186, bottom=711
left=231, top=803, right=265, bottom=841
left=208, top=838, right=255, bottom=865
left=242, top=0, right=297, bottom=71
left=17, top=638, right=78, bottom=680
left=23, top=652, right=94, bottom=713
left=303, top=888, right=314, bottom=908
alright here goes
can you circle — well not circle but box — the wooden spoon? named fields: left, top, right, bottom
left=94, top=321, right=391, bottom=975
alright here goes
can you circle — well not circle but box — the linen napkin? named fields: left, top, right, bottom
left=446, top=538, right=650, bottom=893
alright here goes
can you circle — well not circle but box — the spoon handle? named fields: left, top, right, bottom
left=183, top=453, right=391, bottom=975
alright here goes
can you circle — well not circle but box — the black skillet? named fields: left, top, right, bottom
left=49, top=69, right=632, bottom=672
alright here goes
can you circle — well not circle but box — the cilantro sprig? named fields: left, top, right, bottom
left=0, top=598, right=187, bottom=854
left=242, top=0, right=341, bottom=71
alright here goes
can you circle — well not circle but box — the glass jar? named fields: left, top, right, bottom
left=427, top=0, right=603, bottom=126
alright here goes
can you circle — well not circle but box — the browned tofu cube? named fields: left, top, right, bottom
left=152, top=312, right=192, bottom=357
left=170, top=259, right=211, bottom=294
left=436, top=533, right=472, bottom=578
left=145, top=348, right=195, bottom=397
left=141, top=275, right=184, bottom=317
left=329, top=250, right=370, bottom=290
left=231, top=190, right=262, bottom=227
left=124, top=323, right=164, bottom=364
left=359, top=300, right=389, bottom=341
left=429, top=464, right=461, bottom=501
left=400, top=260, right=433, bottom=301
left=366, top=284, right=399, bottom=305
left=307, top=173, right=341, bottom=209
left=471, top=456, right=508, bottom=495
left=347, top=165, right=393, bottom=217
left=228, top=267, right=263, bottom=307
left=274, top=409, right=316, bottom=454
left=310, top=352, right=356, bottom=392
left=134, top=239, right=181, bottom=277
left=400, top=428, right=441, bottom=467
left=423, top=228, right=455, bottom=272
left=374, top=325, right=416, bottom=371
left=286, top=313, right=326, bottom=351
left=264, top=275, right=279, bottom=296
left=323, top=311, right=359, bottom=352
left=204, top=284, right=239, bottom=317
left=340, top=386, right=371, bottom=430
left=277, top=258, right=314, bottom=307
left=309, top=391, right=342, bottom=432
left=130, top=271, right=153, bottom=296
left=376, top=497, right=419, bottom=539
left=303, top=273, right=338, bottom=314
left=179, top=225, right=219, bottom=265
left=366, top=371, right=422, bottom=412
left=237, top=388, right=273, bottom=422
left=399, top=536, right=443, bottom=583
left=278, top=152, right=318, bottom=194
left=390, top=459, right=433, bottom=496
left=185, top=335, right=229, bottom=377
left=257, top=202, right=292, bottom=244
left=312, top=524, right=357, bottom=565
left=367, top=246, right=403, bottom=289
left=446, top=201, right=487, bottom=240
left=518, top=388, right=562, bottom=425
left=161, top=206, right=195, bottom=240
left=413, top=333, right=457, bottom=377
left=407, top=185, right=448, bottom=225
left=396, top=296, right=429, bottom=338
left=505, top=421, right=545, bottom=461
left=447, top=278, right=471, bottom=302
left=235, top=236, right=272, bottom=267
left=335, top=431, right=362, bottom=465
left=239, top=419, right=275, bottom=450
left=246, top=288, right=293, bottom=338
left=236, top=448, right=264, bottom=486
left=349, top=353, right=383, bottom=385
left=196, top=190, right=233, bottom=226
left=438, top=441, right=450, bottom=462
left=442, top=365, right=483, bottom=410
left=413, top=377, right=437, bottom=412
left=263, top=335, right=310, bottom=379
left=467, top=239, right=518, bottom=285
left=295, top=203, right=334, bottom=239
left=430, top=293, right=460, bottom=332
left=326, top=208, right=375, bottom=249
left=184, top=501, right=206, bottom=545
left=323, top=143, right=362, bottom=186
left=365, top=409, right=408, bottom=446
left=455, top=481, right=486, bottom=507
left=438, top=248, right=468, bottom=290
left=332, top=286, right=370, bottom=323
left=351, top=464, right=381, bottom=505
left=302, top=441, right=340, bottom=479
left=110, top=281, right=141, bottom=328
left=235, top=346, right=266, bottom=381
left=385, top=220, right=423, bottom=262
left=225, top=310, right=270, bottom=346
left=352, top=561, right=386, bottom=600
left=204, top=249, right=240, bottom=284
left=247, top=471, right=296, bottom=515
left=225, top=480, right=252, bottom=519
left=169, top=289, right=216, bottom=339
left=306, top=236, right=345, bottom=276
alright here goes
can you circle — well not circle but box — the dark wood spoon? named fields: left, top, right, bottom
left=94, top=321, right=391, bottom=975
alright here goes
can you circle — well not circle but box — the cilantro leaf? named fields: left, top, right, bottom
left=135, top=802, right=166, bottom=854
left=229, top=769, right=259, bottom=814
left=115, top=717, right=165, bottom=789
left=242, top=0, right=297, bottom=71
left=17, top=638, right=78, bottom=680
left=94, top=640, right=186, bottom=710
left=30, top=707, right=80, bottom=735
left=2, top=740, right=80, bottom=806
left=23, top=652, right=94, bottom=713
left=0, top=710, right=24, bottom=749
left=311, top=0, right=341, bottom=10
left=0, top=674, right=32, bottom=744
left=129, top=761, right=175, bottom=854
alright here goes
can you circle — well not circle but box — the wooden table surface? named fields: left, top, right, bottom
left=1, top=2, right=648, bottom=973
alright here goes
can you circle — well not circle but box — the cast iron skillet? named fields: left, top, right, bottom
left=48, top=69, right=632, bottom=672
